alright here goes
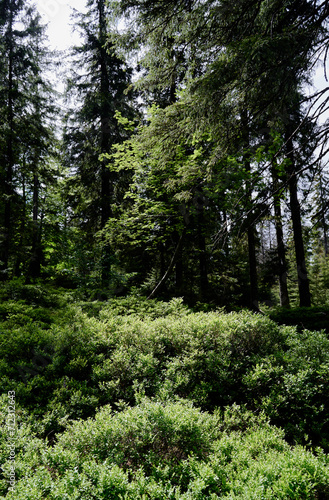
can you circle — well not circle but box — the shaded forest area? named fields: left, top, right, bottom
left=2, top=2, right=329, bottom=497
left=1, top=0, right=329, bottom=310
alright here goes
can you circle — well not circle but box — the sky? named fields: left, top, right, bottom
left=36, top=0, right=86, bottom=51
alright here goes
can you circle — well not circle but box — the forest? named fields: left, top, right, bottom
left=0, top=0, right=329, bottom=309
left=1, top=0, right=329, bottom=498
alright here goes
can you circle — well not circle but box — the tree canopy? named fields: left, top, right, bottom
left=0, top=0, right=329, bottom=307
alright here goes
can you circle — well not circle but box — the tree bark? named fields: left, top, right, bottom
left=319, top=174, right=328, bottom=256
left=272, top=162, right=290, bottom=307
left=198, top=201, right=209, bottom=299
left=286, top=136, right=311, bottom=307
left=14, top=169, right=26, bottom=276
left=98, top=0, right=113, bottom=286
left=27, top=174, right=42, bottom=280
left=242, top=110, right=259, bottom=311
left=175, top=246, right=183, bottom=292
left=0, top=4, right=14, bottom=279
left=247, top=225, right=259, bottom=311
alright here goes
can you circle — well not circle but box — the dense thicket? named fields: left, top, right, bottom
left=1, top=288, right=329, bottom=497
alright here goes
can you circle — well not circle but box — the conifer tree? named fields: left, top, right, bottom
left=63, top=0, right=136, bottom=287
left=112, top=0, right=327, bottom=306
left=0, top=0, right=57, bottom=279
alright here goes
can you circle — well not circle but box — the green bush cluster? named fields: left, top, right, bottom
left=1, top=293, right=329, bottom=448
left=1, top=285, right=329, bottom=497
left=269, top=306, right=329, bottom=334
left=1, top=399, right=329, bottom=499
left=79, top=295, right=191, bottom=319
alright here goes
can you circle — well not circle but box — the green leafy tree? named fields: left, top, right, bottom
left=111, top=0, right=328, bottom=307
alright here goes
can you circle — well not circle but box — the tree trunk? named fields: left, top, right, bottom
left=319, top=175, right=328, bottom=256
left=242, top=110, right=259, bottom=310
left=27, top=174, right=42, bottom=280
left=247, top=225, right=259, bottom=311
left=272, top=162, right=290, bottom=307
left=198, top=203, right=208, bottom=299
left=98, top=0, right=113, bottom=286
left=286, top=136, right=311, bottom=307
left=148, top=228, right=186, bottom=300
left=14, top=169, right=26, bottom=276
left=175, top=249, right=183, bottom=293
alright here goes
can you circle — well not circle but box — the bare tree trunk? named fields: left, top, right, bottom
left=272, top=162, right=290, bottom=307
left=98, top=0, right=113, bottom=287
left=247, top=225, right=259, bottom=311
left=14, top=169, right=26, bottom=276
left=198, top=208, right=209, bottom=299
left=286, top=136, right=311, bottom=307
left=242, top=110, right=259, bottom=311
left=0, top=4, right=14, bottom=280
left=319, top=175, right=328, bottom=256
left=175, top=242, right=183, bottom=293
left=27, top=174, right=42, bottom=280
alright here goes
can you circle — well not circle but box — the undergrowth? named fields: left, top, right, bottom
left=0, top=282, right=329, bottom=497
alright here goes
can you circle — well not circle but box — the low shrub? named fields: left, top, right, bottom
left=1, top=399, right=329, bottom=499
left=1, top=291, right=329, bottom=452
left=269, top=306, right=329, bottom=333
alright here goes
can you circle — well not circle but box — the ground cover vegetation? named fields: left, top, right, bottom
left=1, top=0, right=329, bottom=497
left=1, top=286, right=329, bottom=498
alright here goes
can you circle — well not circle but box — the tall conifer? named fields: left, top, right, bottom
left=63, top=0, right=136, bottom=286
left=0, top=0, right=56, bottom=279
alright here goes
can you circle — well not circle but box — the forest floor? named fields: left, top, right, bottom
left=1, top=282, right=329, bottom=498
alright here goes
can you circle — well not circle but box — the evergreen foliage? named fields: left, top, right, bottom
left=62, top=0, right=138, bottom=289
left=1, top=0, right=329, bottom=495
left=0, top=0, right=58, bottom=280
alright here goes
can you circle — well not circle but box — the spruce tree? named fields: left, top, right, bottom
left=63, top=0, right=136, bottom=288
left=0, top=0, right=57, bottom=279
left=113, top=0, right=327, bottom=306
